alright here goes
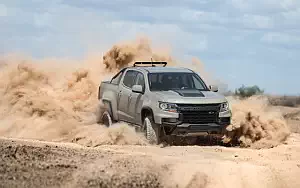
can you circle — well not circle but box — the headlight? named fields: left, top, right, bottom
left=220, top=102, right=229, bottom=112
left=159, top=102, right=177, bottom=112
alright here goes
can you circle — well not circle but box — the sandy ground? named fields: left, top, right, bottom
left=0, top=98, right=299, bottom=188
left=1, top=131, right=300, bottom=188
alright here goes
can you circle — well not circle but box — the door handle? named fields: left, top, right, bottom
left=118, top=91, right=122, bottom=98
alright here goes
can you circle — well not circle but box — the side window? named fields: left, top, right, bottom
left=123, top=70, right=138, bottom=88
left=111, top=70, right=124, bottom=85
left=135, top=72, right=145, bottom=90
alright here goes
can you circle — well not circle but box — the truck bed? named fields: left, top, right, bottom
left=98, top=81, right=118, bottom=100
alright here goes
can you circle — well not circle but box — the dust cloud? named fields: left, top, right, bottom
left=0, top=37, right=172, bottom=147
left=103, top=37, right=175, bottom=71
left=224, top=96, right=291, bottom=148
left=0, top=36, right=291, bottom=149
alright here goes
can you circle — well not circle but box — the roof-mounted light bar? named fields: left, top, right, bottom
left=133, top=61, right=167, bottom=67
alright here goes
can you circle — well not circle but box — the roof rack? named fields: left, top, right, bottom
left=133, top=61, right=167, bottom=67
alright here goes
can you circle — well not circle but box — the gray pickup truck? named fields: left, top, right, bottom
left=98, top=62, right=231, bottom=144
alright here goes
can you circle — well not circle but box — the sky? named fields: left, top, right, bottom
left=0, top=0, right=299, bottom=95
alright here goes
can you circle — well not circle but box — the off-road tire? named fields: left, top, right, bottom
left=143, top=116, right=162, bottom=145
left=220, top=126, right=240, bottom=147
left=101, top=111, right=113, bottom=127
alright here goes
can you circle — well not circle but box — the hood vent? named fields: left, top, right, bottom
left=171, top=89, right=205, bottom=97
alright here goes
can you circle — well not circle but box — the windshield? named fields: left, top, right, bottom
left=148, top=72, right=209, bottom=91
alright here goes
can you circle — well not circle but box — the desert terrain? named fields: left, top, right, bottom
left=0, top=38, right=300, bottom=188
left=1, top=118, right=300, bottom=188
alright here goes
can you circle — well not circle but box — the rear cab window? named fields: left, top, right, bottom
left=110, top=69, right=125, bottom=85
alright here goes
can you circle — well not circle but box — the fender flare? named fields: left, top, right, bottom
left=141, top=106, right=154, bottom=123
left=101, top=99, right=114, bottom=118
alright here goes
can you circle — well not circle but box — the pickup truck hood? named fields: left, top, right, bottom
left=153, top=89, right=227, bottom=104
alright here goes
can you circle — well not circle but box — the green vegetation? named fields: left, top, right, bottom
left=223, top=84, right=300, bottom=107
left=234, top=85, right=264, bottom=98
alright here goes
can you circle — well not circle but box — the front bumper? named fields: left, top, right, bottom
left=163, top=122, right=228, bottom=136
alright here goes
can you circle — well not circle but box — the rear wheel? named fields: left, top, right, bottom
left=143, top=115, right=163, bottom=145
left=101, top=111, right=113, bottom=127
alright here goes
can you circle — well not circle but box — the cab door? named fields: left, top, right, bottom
left=128, top=72, right=145, bottom=125
left=117, top=70, right=138, bottom=122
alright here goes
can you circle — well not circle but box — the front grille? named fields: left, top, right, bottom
left=177, top=103, right=220, bottom=124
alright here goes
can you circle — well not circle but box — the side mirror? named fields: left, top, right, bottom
left=132, top=85, right=143, bottom=94
left=209, top=85, right=218, bottom=92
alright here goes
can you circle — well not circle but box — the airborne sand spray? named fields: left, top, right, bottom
left=224, top=96, right=291, bottom=148
left=0, top=37, right=173, bottom=146
left=102, top=37, right=176, bottom=71
left=0, top=36, right=291, bottom=148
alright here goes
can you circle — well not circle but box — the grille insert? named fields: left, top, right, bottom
left=177, top=103, right=220, bottom=124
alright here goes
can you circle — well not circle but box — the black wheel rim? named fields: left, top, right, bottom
left=102, top=114, right=109, bottom=127
left=143, top=120, right=147, bottom=137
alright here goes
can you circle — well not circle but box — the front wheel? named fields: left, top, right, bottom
left=143, top=116, right=163, bottom=145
